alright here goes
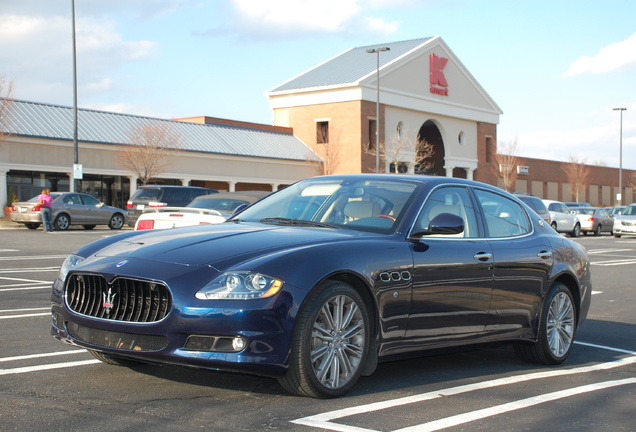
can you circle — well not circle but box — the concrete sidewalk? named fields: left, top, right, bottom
left=0, top=217, right=26, bottom=229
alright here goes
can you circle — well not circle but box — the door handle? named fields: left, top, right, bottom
left=537, top=251, right=553, bottom=259
left=473, top=252, right=493, bottom=262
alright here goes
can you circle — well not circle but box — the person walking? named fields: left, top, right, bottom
left=37, top=188, right=54, bottom=232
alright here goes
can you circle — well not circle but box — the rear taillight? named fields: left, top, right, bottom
left=136, top=220, right=155, bottom=230
left=126, top=201, right=133, bottom=209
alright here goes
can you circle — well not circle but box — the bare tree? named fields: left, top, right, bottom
left=315, top=125, right=342, bottom=175
left=115, top=122, right=182, bottom=185
left=369, top=126, right=435, bottom=174
left=0, top=76, right=15, bottom=147
left=493, top=137, right=520, bottom=192
left=563, top=154, right=591, bottom=202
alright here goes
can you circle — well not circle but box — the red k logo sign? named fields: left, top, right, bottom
left=430, top=54, right=448, bottom=86
left=429, top=54, right=449, bottom=96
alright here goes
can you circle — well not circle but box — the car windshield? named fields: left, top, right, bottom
left=622, top=205, right=636, bottom=216
left=575, top=208, right=596, bottom=215
left=188, top=198, right=248, bottom=212
left=231, top=177, right=420, bottom=234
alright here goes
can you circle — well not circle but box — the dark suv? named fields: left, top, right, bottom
left=126, top=185, right=217, bottom=227
left=513, top=193, right=552, bottom=225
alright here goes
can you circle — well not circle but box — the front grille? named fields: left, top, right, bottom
left=66, top=273, right=172, bottom=322
left=67, top=322, right=168, bottom=351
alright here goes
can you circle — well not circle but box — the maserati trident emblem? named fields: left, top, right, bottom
left=103, top=288, right=117, bottom=314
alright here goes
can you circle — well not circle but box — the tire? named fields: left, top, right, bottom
left=54, top=213, right=70, bottom=231
left=570, top=223, right=580, bottom=238
left=514, top=282, right=576, bottom=365
left=88, top=350, right=143, bottom=367
left=25, top=223, right=40, bottom=230
left=550, top=222, right=557, bottom=231
left=593, top=225, right=601, bottom=236
left=83, top=225, right=96, bottom=230
left=614, top=233, right=622, bottom=238
left=278, top=281, right=370, bottom=398
left=109, top=213, right=125, bottom=230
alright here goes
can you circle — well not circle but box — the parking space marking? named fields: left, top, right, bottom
left=0, top=255, right=67, bottom=261
left=0, top=350, right=87, bottom=363
left=0, top=307, right=49, bottom=320
left=0, top=285, right=52, bottom=292
left=393, top=378, right=636, bottom=432
left=587, top=248, right=634, bottom=254
left=293, top=343, right=636, bottom=432
left=0, top=267, right=59, bottom=274
left=0, top=359, right=100, bottom=376
left=0, top=249, right=19, bottom=253
left=591, top=259, right=636, bottom=266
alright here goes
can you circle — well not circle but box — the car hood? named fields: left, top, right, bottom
left=93, top=222, right=371, bottom=268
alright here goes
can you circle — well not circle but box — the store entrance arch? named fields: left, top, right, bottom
left=416, top=120, right=445, bottom=176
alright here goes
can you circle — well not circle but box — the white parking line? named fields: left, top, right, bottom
left=591, top=259, right=636, bottom=266
left=0, top=276, right=52, bottom=283
left=0, top=285, right=51, bottom=292
left=393, top=378, right=636, bottom=432
left=0, top=255, right=67, bottom=261
left=0, top=350, right=87, bottom=363
left=0, top=359, right=100, bottom=376
left=0, top=267, right=59, bottom=274
left=292, top=343, right=636, bottom=431
left=0, top=312, right=49, bottom=320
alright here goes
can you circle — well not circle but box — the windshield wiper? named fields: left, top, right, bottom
left=259, top=217, right=339, bottom=229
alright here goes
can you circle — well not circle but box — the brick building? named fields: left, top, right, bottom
left=267, top=36, right=634, bottom=206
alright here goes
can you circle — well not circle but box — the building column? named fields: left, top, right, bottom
left=181, top=178, right=191, bottom=186
left=0, top=169, right=8, bottom=209
left=270, top=183, right=280, bottom=192
left=466, top=168, right=474, bottom=181
left=129, top=176, right=138, bottom=198
left=228, top=181, right=236, bottom=192
left=445, top=166, right=454, bottom=178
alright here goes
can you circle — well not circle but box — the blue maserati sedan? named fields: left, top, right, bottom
left=51, top=174, right=592, bottom=398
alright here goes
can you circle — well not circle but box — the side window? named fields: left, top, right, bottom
left=415, top=186, right=479, bottom=238
left=63, top=194, right=81, bottom=205
left=81, top=195, right=100, bottom=206
left=475, top=189, right=531, bottom=238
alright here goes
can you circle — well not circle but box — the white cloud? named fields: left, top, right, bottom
left=0, top=12, right=156, bottom=104
left=563, top=32, right=636, bottom=77
left=224, top=0, right=401, bottom=38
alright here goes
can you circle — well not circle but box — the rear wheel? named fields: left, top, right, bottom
left=514, top=282, right=576, bottom=364
left=25, top=223, right=40, bottom=230
left=54, top=214, right=70, bottom=231
left=594, top=225, right=601, bottom=236
left=278, top=281, right=370, bottom=398
left=550, top=222, right=557, bottom=231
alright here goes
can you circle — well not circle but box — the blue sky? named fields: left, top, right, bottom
left=1, top=0, right=635, bottom=169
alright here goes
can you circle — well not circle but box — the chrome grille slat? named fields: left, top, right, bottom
left=66, top=273, right=171, bottom=323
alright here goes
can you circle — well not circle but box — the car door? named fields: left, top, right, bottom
left=473, top=188, right=554, bottom=336
left=596, top=208, right=613, bottom=233
left=406, top=186, right=493, bottom=343
left=80, top=194, right=106, bottom=224
left=59, top=193, right=89, bottom=224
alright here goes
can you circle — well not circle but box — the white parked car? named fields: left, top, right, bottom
left=134, top=191, right=269, bottom=230
left=613, top=203, right=636, bottom=238
left=542, top=199, right=581, bottom=237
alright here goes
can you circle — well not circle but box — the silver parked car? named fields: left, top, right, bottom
left=10, top=192, right=127, bottom=231
left=572, top=207, right=613, bottom=236
left=542, top=199, right=581, bottom=237
left=613, top=203, right=636, bottom=238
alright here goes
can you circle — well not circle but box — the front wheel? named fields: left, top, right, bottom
left=109, top=213, right=125, bottom=230
left=54, top=214, right=70, bottom=231
left=570, top=223, right=580, bottom=238
left=614, top=233, right=622, bottom=238
left=278, top=281, right=370, bottom=398
left=514, top=282, right=576, bottom=364
left=593, top=225, right=602, bottom=236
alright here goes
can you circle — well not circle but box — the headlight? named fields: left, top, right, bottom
left=58, top=254, right=85, bottom=282
left=196, top=271, right=284, bottom=300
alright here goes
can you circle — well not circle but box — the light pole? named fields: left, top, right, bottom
left=367, top=47, right=390, bottom=173
left=71, top=0, right=80, bottom=193
left=613, top=107, right=626, bottom=205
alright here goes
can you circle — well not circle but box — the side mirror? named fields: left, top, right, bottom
left=411, top=213, right=465, bottom=238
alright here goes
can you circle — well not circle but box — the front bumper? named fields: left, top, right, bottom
left=613, top=221, right=636, bottom=236
left=50, top=273, right=299, bottom=378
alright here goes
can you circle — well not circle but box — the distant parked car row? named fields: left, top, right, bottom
left=10, top=192, right=126, bottom=230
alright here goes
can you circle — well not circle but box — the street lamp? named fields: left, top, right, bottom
left=71, top=0, right=81, bottom=193
left=613, top=107, right=627, bottom=205
left=367, top=47, right=390, bottom=173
